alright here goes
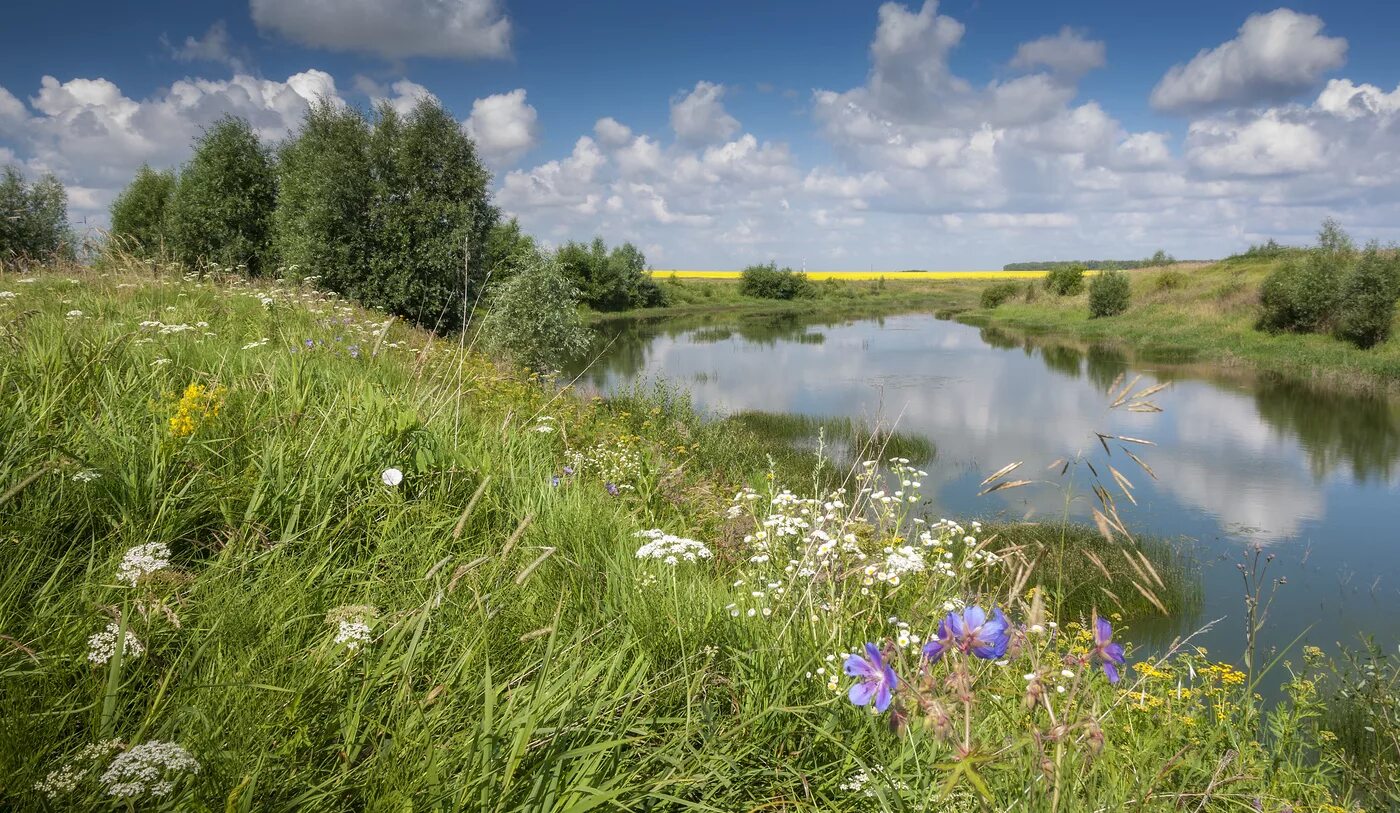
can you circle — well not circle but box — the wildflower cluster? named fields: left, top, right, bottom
left=565, top=435, right=643, bottom=493
left=33, top=740, right=123, bottom=800
left=167, top=382, right=226, bottom=438
left=326, top=605, right=377, bottom=652
left=99, top=741, right=201, bottom=798
left=115, top=542, right=171, bottom=587
left=87, top=620, right=144, bottom=665
left=633, top=529, right=712, bottom=566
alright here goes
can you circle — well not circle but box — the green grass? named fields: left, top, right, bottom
left=0, top=263, right=1367, bottom=810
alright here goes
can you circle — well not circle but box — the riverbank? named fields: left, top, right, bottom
left=0, top=263, right=1378, bottom=810
left=619, top=258, right=1400, bottom=395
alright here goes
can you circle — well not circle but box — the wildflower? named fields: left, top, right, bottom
left=380, top=468, right=403, bottom=487
left=71, top=469, right=101, bottom=483
left=0, top=291, right=15, bottom=300
left=33, top=740, right=123, bottom=800
left=605, top=482, right=620, bottom=496
left=167, top=382, right=224, bottom=438
left=1092, top=615, right=1126, bottom=683
left=66, top=310, right=84, bottom=318
left=634, top=529, right=712, bottom=563
left=348, top=345, right=361, bottom=359
left=845, top=642, right=898, bottom=713
left=116, top=542, right=171, bottom=586
left=326, top=605, right=377, bottom=652
left=87, top=621, right=144, bottom=665
left=99, top=741, right=200, bottom=798
left=551, top=475, right=560, bottom=488
left=945, top=606, right=1011, bottom=660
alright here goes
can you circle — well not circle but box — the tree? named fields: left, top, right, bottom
left=166, top=116, right=277, bottom=275
left=480, top=217, right=538, bottom=289
left=362, top=99, right=498, bottom=331
left=1335, top=244, right=1400, bottom=349
left=1317, top=217, right=1354, bottom=256
left=1043, top=264, right=1085, bottom=296
left=481, top=255, right=593, bottom=372
left=1088, top=270, right=1131, bottom=318
left=556, top=238, right=666, bottom=311
left=110, top=164, right=175, bottom=257
left=0, top=166, right=70, bottom=269
left=274, top=101, right=372, bottom=294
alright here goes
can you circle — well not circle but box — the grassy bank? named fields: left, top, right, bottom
left=0, top=263, right=1372, bottom=810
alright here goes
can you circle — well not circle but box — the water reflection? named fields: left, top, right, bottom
left=576, top=312, right=1400, bottom=653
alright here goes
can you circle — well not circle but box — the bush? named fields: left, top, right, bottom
left=1088, top=269, right=1131, bottom=318
left=1153, top=269, right=1186, bottom=292
left=1023, top=281, right=1039, bottom=302
left=1043, top=264, right=1085, bottom=296
left=166, top=116, right=277, bottom=276
left=979, top=282, right=1019, bottom=309
left=0, top=165, right=69, bottom=269
left=481, top=255, right=593, bottom=371
left=273, top=101, right=373, bottom=294
left=556, top=238, right=667, bottom=311
left=738, top=262, right=812, bottom=300
left=109, top=164, right=175, bottom=258
left=1334, top=245, right=1400, bottom=349
left=1258, top=252, right=1344, bottom=334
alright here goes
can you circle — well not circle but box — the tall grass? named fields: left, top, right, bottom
left=0, top=262, right=1370, bottom=810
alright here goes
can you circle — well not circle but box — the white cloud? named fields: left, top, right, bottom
left=356, top=77, right=437, bottom=116
left=670, top=81, right=739, bottom=145
left=1151, top=9, right=1346, bottom=113
left=164, top=20, right=243, bottom=70
left=1010, top=27, right=1106, bottom=79
left=1187, top=112, right=1327, bottom=177
left=0, top=86, right=27, bottom=132
left=1315, top=78, right=1400, bottom=120
left=250, top=0, right=510, bottom=60
left=593, top=117, right=633, bottom=148
left=463, top=89, right=538, bottom=164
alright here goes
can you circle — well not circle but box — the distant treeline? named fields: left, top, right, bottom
left=1005, top=250, right=1179, bottom=271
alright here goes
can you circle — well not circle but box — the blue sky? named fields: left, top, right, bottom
left=3, top=1, right=1399, bottom=268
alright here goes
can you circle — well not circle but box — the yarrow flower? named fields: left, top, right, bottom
left=99, top=741, right=200, bottom=798
left=380, top=468, right=403, bottom=487
left=87, top=621, right=144, bottom=665
left=1092, top=615, right=1126, bottom=683
left=634, top=529, right=712, bottom=565
left=845, top=643, right=898, bottom=713
left=923, top=605, right=1010, bottom=663
left=115, top=542, right=171, bottom=587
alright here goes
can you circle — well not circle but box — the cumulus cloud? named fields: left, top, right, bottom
left=164, top=20, right=244, bottom=71
left=669, top=81, right=739, bottom=144
left=1010, top=27, right=1106, bottom=79
left=250, top=0, right=510, bottom=60
left=463, top=89, right=538, bottom=164
left=593, top=117, right=633, bottom=148
left=355, top=77, right=437, bottom=116
left=1151, top=9, right=1346, bottom=113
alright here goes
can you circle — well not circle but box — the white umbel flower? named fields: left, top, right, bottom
left=633, top=529, right=712, bottom=564
left=87, top=621, right=144, bottom=665
left=99, top=741, right=200, bottom=798
left=115, top=543, right=171, bottom=587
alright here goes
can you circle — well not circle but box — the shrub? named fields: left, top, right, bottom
left=481, top=255, right=593, bottom=371
left=738, top=262, right=812, bottom=300
left=1088, top=269, right=1131, bottom=318
left=979, top=281, right=1020, bottom=309
left=1317, top=216, right=1355, bottom=256
left=1043, top=264, right=1085, bottom=296
left=0, top=165, right=69, bottom=269
left=556, top=238, right=667, bottom=311
left=362, top=99, right=499, bottom=332
left=1258, top=252, right=1344, bottom=334
left=166, top=116, right=276, bottom=276
left=1148, top=249, right=1175, bottom=266
left=1334, top=245, right=1400, bottom=349
left=1023, top=281, right=1039, bottom=302
left=273, top=101, right=372, bottom=294
left=1153, top=269, right=1186, bottom=292
left=109, top=164, right=175, bottom=258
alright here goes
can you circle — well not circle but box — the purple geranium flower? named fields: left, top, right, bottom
left=563, top=465, right=575, bottom=476
left=1092, top=616, right=1125, bottom=683
left=845, top=642, right=898, bottom=713
left=605, top=482, right=620, bottom=496
left=550, top=475, right=560, bottom=488
left=922, top=617, right=953, bottom=664
left=944, top=606, right=1011, bottom=660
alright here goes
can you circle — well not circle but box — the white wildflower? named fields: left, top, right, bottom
left=87, top=621, right=144, bottom=665
left=66, top=310, right=84, bottom=319
left=33, top=740, right=123, bottom=800
left=380, top=468, right=403, bottom=487
left=0, top=291, right=15, bottom=300
left=99, top=741, right=200, bottom=798
left=115, top=543, right=170, bottom=587
left=326, top=605, right=377, bottom=652
left=334, top=619, right=372, bottom=651
left=634, top=529, right=712, bottom=564
left=71, top=469, right=101, bottom=483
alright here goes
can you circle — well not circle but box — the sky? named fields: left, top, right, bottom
left=2, top=0, right=1399, bottom=269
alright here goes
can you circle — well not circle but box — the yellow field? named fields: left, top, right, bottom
left=650, top=270, right=1047, bottom=280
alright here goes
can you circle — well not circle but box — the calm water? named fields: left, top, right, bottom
left=579, top=312, right=1400, bottom=662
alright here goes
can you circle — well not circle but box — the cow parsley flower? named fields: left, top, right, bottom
left=634, top=529, right=712, bottom=564
left=326, top=605, right=378, bottom=652
left=99, top=741, right=200, bottom=798
left=33, top=740, right=123, bottom=800
left=87, top=621, right=144, bottom=665
left=71, top=469, right=101, bottom=483
left=116, top=542, right=171, bottom=587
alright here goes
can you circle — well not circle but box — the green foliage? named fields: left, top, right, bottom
left=0, top=165, right=70, bottom=269
left=361, top=100, right=499, bottom=331
left=1148, top=249, right=1175, bottom=266
left=481, top=256, right=593, bottom=371
left=480, top=217, right=538, bottom=287
left=273, top=101, right=373, bottom=293
left=1088, top=269, right=1131, bottom=318
left=1043, top=264, right=1086, bottom=296
left=556, top=238, right=666, bottom=311
left=166, top=116, right=277, bottom=275
left=109, top=164, right=175, bottom=258
left=1317, top=216, right=1355, bottom=256
left=1257, top=251, right=1344, bottom=334
left=1006, top=259, right=1147, bottom=272
left=738, top=261, right=813, bottom=300
left=1231, top=238, right=1293, bottom=260
left=1334, top=244, right=1400, bottom=349
left=1315, top=644, right=1400, bottom=808
left=979, top=281, right=1020, bottom=309
left=1153, top=269, right=1187, bottom=291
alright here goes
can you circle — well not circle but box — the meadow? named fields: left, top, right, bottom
left=0, top=261, right=1388, bottom=811
left=651, top=270, right=1050, bottom=281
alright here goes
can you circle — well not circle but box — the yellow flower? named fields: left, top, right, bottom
left=168, top=382, right=226, bottom=438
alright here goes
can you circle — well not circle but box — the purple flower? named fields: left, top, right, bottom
left=304, top=339, right=314, bottom=348
left=348, top=345, right=361, bottom=359
left=922, top=617, right=953, bottom=664
left=844, top=642, right=898, bottom=713
left=605, top=482, right=619, bottom=496
left=563, top=465, right=575, bottom=476
left=943, top=606, right=1011, bottom=660
left=1092, top=616, right=1125, bottom=683
left=550, top=475, right=560, bottom=488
